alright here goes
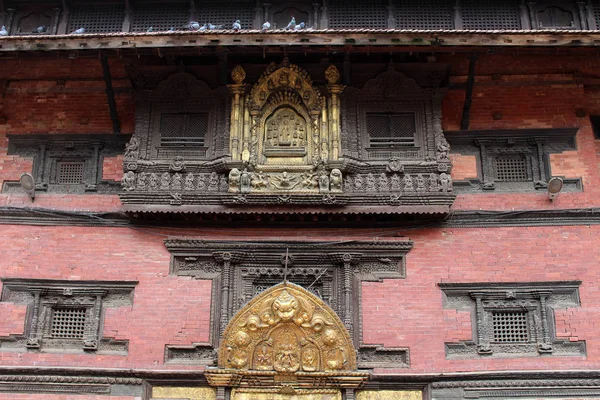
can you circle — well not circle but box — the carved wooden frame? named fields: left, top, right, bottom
left=439, top=281, right=585, bottom=358
left=163, top=239, right=412, bottom=369
left=0, top=279, right=137, bottom=354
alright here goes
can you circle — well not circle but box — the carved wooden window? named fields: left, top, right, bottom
left=394, top=0, right=454, bottom=29
left=366, top=113, right=416, bottom=148
left=131, top=2, right=190, bottom=32
left=536, top=6, right=576, bottom=28
left=494, top=154, right=531, bottom=182
left=57, top=161, right=85, bottom=184
left=461, top=0, right=521, bottom=30
left=439, top=282, right=585, bottom=358
left=160, top=113, right=208, bottom=147
left=594, top=0, right=600, bottom=29
left=67, top=3, right=125, bottom=33
left=0, top=279, right=137, bottom=354
left=5, top=134, right=130, bottom=194
left=329, top=0, right=387, bottom=29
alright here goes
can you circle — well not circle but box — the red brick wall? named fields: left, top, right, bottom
left=0, top=225, right=597, bottom=375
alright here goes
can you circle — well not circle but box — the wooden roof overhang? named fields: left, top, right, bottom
left=2, top=29, right=600, bottom=53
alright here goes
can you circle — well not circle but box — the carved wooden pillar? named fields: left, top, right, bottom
left=263, top=3, right=271, bottom=26
left=453, top=0, right=463, bottom=29
left=527, top=2, right=538, bottom=29
left=586, top=0, right=597, bottom=29
left=51, top=8, right=62, bottom=34
left=577, top=1, right=589, bottom=30
left=37, top=143, right=48, bottom=190
left=87, top=142, right=102, bottom=191
left=326, top=65, right=344, bottom=162
left=229, top=66, right=247, bottom=162
left=472, top=293, right=491, bottom=354
left=84, top=291, right=105, bottom=350
left=320, top=0, right=329, bottom=29
left=537, top=291, right=553, bottom=353
left=386, top=0, right=396, bottom=28
left=122, top=0, right=132, bottom=33
left=57, top=0, right=69, bottom=34
left=519, top=0, right=532, bottom=29
left=329, top=252, right=362, bottom=340
left=216, top=387, right=226, bottom=400
left=345, top=388, right=356, bottom=400
left=4, top=8, right=14, bottom=34
left=217, top=252, right=233, bottom=334
left=253, top=0, right=262, bottom=29
left=26, top=289, right=42, bottom=348
left=535, top=141, right=547, bottom=181
left=312, top=3, right=320, bottom=28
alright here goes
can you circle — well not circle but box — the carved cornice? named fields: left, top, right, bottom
left=445, top=128, right=578, bottom=147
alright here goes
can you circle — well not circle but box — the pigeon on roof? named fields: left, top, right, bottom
left=294, top=22, right=306, bottom=30
left=285, top=17, right=296, bottom=30
left=261, top=21, right=270, bottom=32
left=232, top=20, right=241, bottom=31
left=198, top=24, right=208, bottom=31
left=0, top=26, right=8, bottom=36
left=71, top=27, right=85, bottom=34
left=188, top=21, right=200, bottom=30
left=208, top=23, right=223, bottom=30
left=35, top=25, right=47, bottom=34
left=147, top=26, right=154, bottom=32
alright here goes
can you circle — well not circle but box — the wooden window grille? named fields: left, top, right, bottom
left=329, top=0, right=387, bottom=29
left=594, top=0, right=600, bottom=29
left=367, top=113, right=416, bottom=148
left=131, top=3, right=190, bottom=32
left=198, top=3, right=254, bottom=28
left=394, top=0, right=453, bottom=29
left=57, top=162, right=85, bottom=184
left=461, top=0, right=521, bottom=30
left=160, top=113, right=208, bottom=147
left=494, top=155, right=529, bottom=182
left=51, top=307, right=87, bottom=339
left=492, top=311, right=529, bottom=343
left=67, top=4, right=125, bottom=33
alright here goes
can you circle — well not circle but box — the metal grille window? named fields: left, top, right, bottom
left=131, top=3, right=189, bottom=32
left=51, top=307, right=87, bottom=339
left=198, top=3, right=254, bottom=28
left=594, top=0, right=600, bottom=29
left=495, top=155, right=529, bottom=182
left=461, top=0, right=521, bottom=30
left=160, top=113, right=208, bottom=147
left=57, top=162, right=85, bottom=184
left=492, top=311, right=529, bottom=343
left=367, top=113, right=416, bottom=148
left=329, top=0, right=387, bottom=29
left=395, top=0, right=453, bottom=29
left=67, top=4, right=125, bottom=33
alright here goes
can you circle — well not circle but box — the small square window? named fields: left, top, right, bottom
left=494, top=155, right=529, bottom=182
left=367, top=113, right=416, bottom=148
left=160, top=113, right=208, bottom=147
left=51, top=307, right=87, bottom=339
left=492, top=311, right=529, bottom=343
left=57, top=162, right=85, bottom=184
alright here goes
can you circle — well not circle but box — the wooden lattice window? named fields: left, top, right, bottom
left=367, top=113, right=416, bottom=148
left=329, top=0, right=387, bottom=29
left=198, top=3, right=254, bottom=28
left=494, top=155, right=530, bottom=182
left=160, top=113, right=208, bottom=147
left=51, top=307, right=87, bottom=339
left=394, top=0, right=453, bottom=29
left=131, top=3, right=189, bottom=32
left=492, top=311, right=529, bottom=343
left=57, top=162, right=85, bottom=184
left=461, top=0, right=521, bottom=30
left=67, top=4, right=125, bottom=33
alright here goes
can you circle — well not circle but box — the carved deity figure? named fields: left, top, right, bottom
left=208, top=172, right=219, bottom=191
left=160, top=172, right=171, bottom=190
left=240, top=169, right=251, bottom=193
left=440, top=173, right=453, bottom=192
left=265, top=108, right=306, bottom=148
left=404, top=174, right=414, bottom=191
left=229, top=168, right=241, bottom=193
left=272, top=171, right=298, bottom=190
left=354, top=174, right=364, bottom=192
left=172, top=173, right=182, bottom=191
left=197, top=174, right=206, bottom=190
left=366, top=173, right=377, bottom=192
left=184, top=173, right=195, bottom=191
left=437, top=139, right=450, bottom=161
left=149, top=173, right=159, bottom=190
left=272, top=290, right=299, bottom=322
left=137, top=172, right=148, bottom=190
left=302, top=346, right=319, bottom=372
left=378, top=173, right=389, bottom=192
left=170, top=156, right=185, bottom=172
left=318, top=171, right=330, bottom=193
left=391, top=174, right=401, bottom=191
left=330, top=169, right=342, bottom=192
left=124, top=136, right=140, bottom=161
left=416, top=174, right=425, bottom=192
left=429, top=173, right=439, bottom=192
left=122, top=171, right=136, bottom=191
left=251, top=171, right=268, bottom=190
left=301, top=173, right=317, bottom=189
left=274, top=332, right=301, bottom=373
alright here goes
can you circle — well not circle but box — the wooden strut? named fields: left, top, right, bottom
left=460, top=54, right=478, bottom=131
left=100, top=55, right=121, bottom=134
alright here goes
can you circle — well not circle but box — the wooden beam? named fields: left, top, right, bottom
left=460, top=54, right=477, bottom=131
left=100, top=55, right=121, bottom=134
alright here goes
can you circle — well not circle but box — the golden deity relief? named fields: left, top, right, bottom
left=218, top=283, right=356, bottom=373
left=264, top=108, right=307, bottom=158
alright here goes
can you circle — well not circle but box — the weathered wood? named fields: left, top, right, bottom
left=460, top=54, right=477, bottom=131
left=100, top=55, right=121, bottom=134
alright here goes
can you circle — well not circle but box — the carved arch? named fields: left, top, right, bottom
left=218, top=282, right=357, bottom=372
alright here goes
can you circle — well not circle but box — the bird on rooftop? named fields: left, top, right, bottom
left=0, top=26, right=8, bottom=36
left=147, top=26, right=154, bottom=32
left=261, top=21, right=270, bottom=32
left=168, top=27, right=175, bottom=32
left=232, top=20, right=241, bottom=31
left=188, top=21, right=201, bottom=30
left=198, top=24, right=208, bottom=31
left=71, top=27, right=85, bottom=34
left=208, top=23, right=223, bottom=30
left=285, top=17, right=296, bottom=30
left=35, top=25, right=47, bottom=34
left=294, top=22, right=306, bottom=31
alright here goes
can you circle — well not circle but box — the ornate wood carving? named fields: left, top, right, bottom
left=439, top=282, right=585, bottom=358
left=164, top=239, right=412, bottom=369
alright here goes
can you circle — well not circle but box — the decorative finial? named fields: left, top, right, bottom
left=231, top=65, right=246, bottom=84
left=325, top=64, right=341, bottom=84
